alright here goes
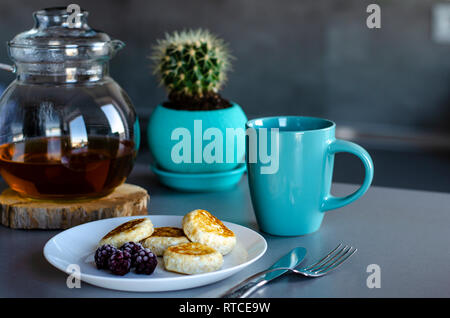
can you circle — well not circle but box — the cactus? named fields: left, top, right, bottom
left=150, top=29, right=232, bottom=102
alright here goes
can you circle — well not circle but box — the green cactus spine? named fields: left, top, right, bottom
left=151, top=29, right=232, bottom=101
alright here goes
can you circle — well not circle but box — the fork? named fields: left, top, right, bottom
left=223, top=244, right=357, bottom=298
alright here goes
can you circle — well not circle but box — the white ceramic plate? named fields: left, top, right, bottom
left=43, top=215, right=267, bottom=292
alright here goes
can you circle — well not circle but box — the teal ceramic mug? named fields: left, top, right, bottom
left=246, top=116, right=374, bottom=236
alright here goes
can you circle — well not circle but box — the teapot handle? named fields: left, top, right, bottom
left=0, top=63, right=15, bottom=73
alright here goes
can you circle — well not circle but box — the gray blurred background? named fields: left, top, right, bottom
left=0, top=0, right=448, bottom=192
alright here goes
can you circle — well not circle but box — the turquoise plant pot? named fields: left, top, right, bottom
left=147, top=103, right=247, bottom=173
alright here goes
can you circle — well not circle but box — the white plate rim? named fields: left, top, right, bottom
left=43, top=215, right=267, bottom=291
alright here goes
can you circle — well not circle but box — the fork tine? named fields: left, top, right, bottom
left=307, top=245, right=348, bottom=272
left=311, top=245, right=350, bottom=272
left=315, top=246, right=357, bottom=274
left=303, top=244, right=344, bottom=271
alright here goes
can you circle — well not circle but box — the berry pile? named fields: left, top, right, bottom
left=95, top=242, right=157, bottom=276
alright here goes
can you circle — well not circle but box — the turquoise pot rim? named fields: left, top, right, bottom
left=154, top=102, right=241, bottom=114
left=246, top=115, right=336, bottom=135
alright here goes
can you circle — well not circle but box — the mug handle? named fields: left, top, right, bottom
left=321, top=139, right=374, bottom=212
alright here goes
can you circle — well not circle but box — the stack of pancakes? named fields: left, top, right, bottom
left=98, top=209, right=236, bottom=275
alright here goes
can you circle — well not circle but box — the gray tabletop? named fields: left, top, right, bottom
left=1, top=162, right=450, bottom=298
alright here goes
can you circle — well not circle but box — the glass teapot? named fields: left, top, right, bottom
left=0, top=7, right=138, bottom=200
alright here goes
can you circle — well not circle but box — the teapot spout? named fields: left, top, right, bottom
left=110, top=39, right=125, bottom=56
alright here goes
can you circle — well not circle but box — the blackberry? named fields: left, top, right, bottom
left=120, top=241, right=144, bottom=266
left=108, top=250, right=132, bottom=276
left=95, top=244, right=117, bottom=269
left=134, top=248, right=158, bottom=275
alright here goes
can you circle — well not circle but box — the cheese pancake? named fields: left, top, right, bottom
left=163, top=242, right=223, bottom=274
left=141, top=227, right=190, bottom=256
left=182, top=209, right=236, bottom=255
left=98, top=218, right=154, bottom=248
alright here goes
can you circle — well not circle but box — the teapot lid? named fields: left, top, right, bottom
left=8, top=7, right=124, bottom=63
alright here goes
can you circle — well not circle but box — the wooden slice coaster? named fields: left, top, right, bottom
left=0, top=183, right=149, bottom=230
